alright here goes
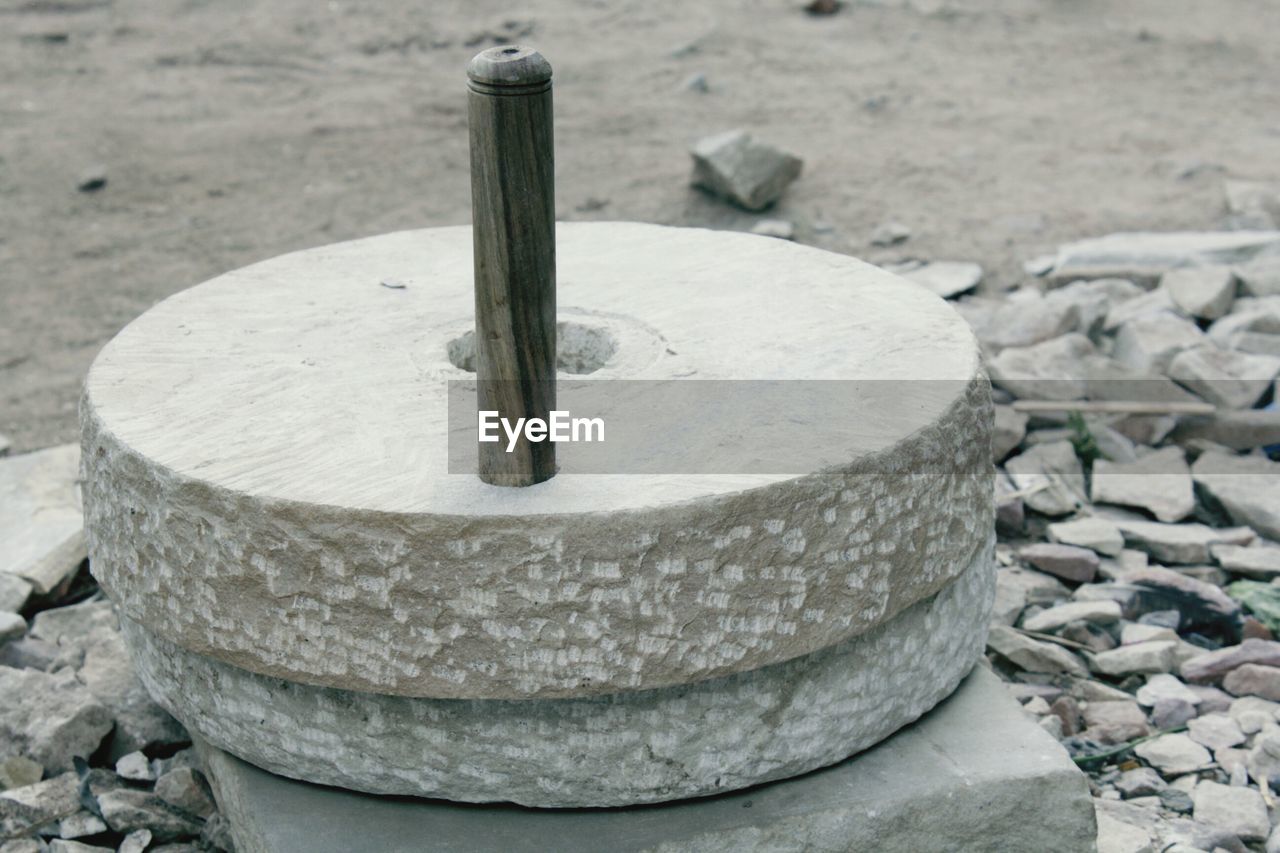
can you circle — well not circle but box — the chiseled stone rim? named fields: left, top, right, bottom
left=123, top=536, right=994, bottom=808
left=85, top=372, right=991, bottom=700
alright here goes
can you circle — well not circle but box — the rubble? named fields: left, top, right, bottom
left=690, top=130, right=802, bottom=211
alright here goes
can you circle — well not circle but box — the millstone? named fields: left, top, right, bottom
left=81, top=221, right=994, bottom=804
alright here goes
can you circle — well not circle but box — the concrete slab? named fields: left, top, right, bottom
left=197, top=667, right=1096, bottom=853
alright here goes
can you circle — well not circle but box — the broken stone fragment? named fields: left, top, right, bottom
left=1111, top=312, right=1206, bottom=375
left=1168, top=345, right=1280, bottom=410
left=1090, top=641, right=1178, bottom=677
left=1192, top=779, right=1269, bottom=842
left=1162, top=266, right=1236, bottom=320
left=986, top=624, right=1087, bottom=676
left=1223, top=663, right=1280, bottom=701
left=0, top=666, right=112, bottom=773
left=1182, top=639, right=1280, bottom=684
left=1192, top=451, right=1280, bottom=541
left=1212, top=543, right=1280, bottom=579
left=1005, top=441, right=1088, bottom=517
left=154, top=767, right=216, bottom=819
left=1049, top=231, right=1280, bottom=286
left=992, top=405, right=1027, bottom=461
left=96, top=788, right=204, bottom=843
left=1134, top=733, right=1213, bottom=776
left=1185, top=713, right=1245, bottom=751
left=689, top=130, right=802, bottom=211
left=1019, top=542, right=1099, bottom=583
left=0, top=445, right=85, bottom=596
left=1104, top=512, right=1253, bottom=565
left=900, top=261, right=982, bottom=300
left=987, top=334, right=1097, bottom=401
left=1022, top=600, right=1120, bottom=633
left=1047, top=516, right=1125, bottom=557
left=1090, top=446, right=1194, bottom=523
left=1083, top=700, right=1150, bottom=744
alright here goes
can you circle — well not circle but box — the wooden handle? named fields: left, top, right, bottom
left=468, top=46, right=557, bottom=487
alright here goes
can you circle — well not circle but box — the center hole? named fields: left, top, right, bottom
left=447, top=322, right=618, bottom=375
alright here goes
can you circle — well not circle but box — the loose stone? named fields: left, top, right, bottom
left=1182, top=639, right=1280, bottom=684
left=1048, top=517, right=1126, bottom=557
left=1090, top=641, right=1179, bottom=677
left=1020, top=542, right=1100, bottom=583
left=0, top=667, right=112, bottom=773
left=1223, top=664, right=1280, bottom=701
left=690, top=130, right=802, bottom=211
left=1193, top=452, right=1280, bottom=542
left=1186, top=713, right=1246, bottom=751
left=1192, top=780, right=1269, bottom=842
left=1162, top=266, right=1236, bottom=320
left=1023, top=600, right=1121, bottom=633
left=1134, top=733, right=1212, bottom=776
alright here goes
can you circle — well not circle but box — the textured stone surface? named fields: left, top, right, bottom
left=689, top=130, right=802, bottom=211
left=1193, top=451, right=1280, bottom=542
left=1049, top=231, right=1280, bottom=285
left=196, top=666, right=1095, bottom=853
left=0, top=444, right=85, bottom=595
left=123, top=543, right=993, bottom=807
left=0, top=667, right=113, bottom=773
left=1090, top=447, right=1195, bottom=523
left=82, top=223, right=991, bottom=700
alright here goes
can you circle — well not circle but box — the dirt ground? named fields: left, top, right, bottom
left=1, top=0, right=1277, bottom=451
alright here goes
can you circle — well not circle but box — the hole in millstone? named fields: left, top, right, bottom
left=501, top=47, right=521, bottom=55
left=447, top=322, right=618, bottom=375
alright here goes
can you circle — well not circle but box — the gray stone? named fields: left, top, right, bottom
left=988, top=334, right=1097, bottom=401
left=1141, top=671, right=1198, bottom=701
left=988, top=625, right=1087, bottom=676
left=994, top=469, right=1024, bottom=532
left=869, top=221, right=910, bottom=247
left=1090, top=641, right=1178, bottom=677
left=1048, top=516, right=1125, bottom=557
left=1116, top=767, right=1166, bottom=799
left=1094, top=806, right=1155, bottom=853
left=0, top=666, right=112, bottom=773
left=1091, top=447, right=1194, bottom=523
left=1224, top=179, right=1280, bottom=231
left=48, top=841, right=113, bottom=853
left=1082, top=700, right=1150, bottom=744
left=0, top=772, right=79, bottom=838
left=1048, top=278, right=1145, bottom=336
left=1223, top=664, right=1280, bottom=701
left=1105, top=288, right=1181, bottom=331
left=1123, top=624, right=1177, bottom=646
left=1006, top=440, right=1088, bottom=516
left=0, top=434, right=9, bottom=457
left=0, top=575, right=31, bottom=615
left=115, top=751, right=154, bottom=782
left=1020, top=542, right=1099, bottom=583
left=901, top=261, right=982, bottom=299
left=1224, top=329, right=1280, bottom=357
left=1134, top=733, right=1212, bottom=776
left=961, top=291, right=1079, bottom=351
left=748, top=219, right=792, bottom=240
left=1170, top=409, right=1280, bottom=450
left=690, top=130, right=802, bottom=210
left=1182, top=640, right=1280, bottom=684
left=1229, top=696, right=1280, bottom=733
left=0, top=756, right=42, bottom=791
left=992, top=565, right=1068, bottom=626
left=1023, top=600, right=1121, bottom=633
left=1050, top=231, right=1280, bottom=286
left=1192, top=780, right=1269, bottom=842
left=992, top=405, right=1027, bottom=460
left=126, top=547, right=995, bottom=807
left=1193, top=452, right=1280, bottom=541
left=1237, top=255, right=1280, bottom=298
left=1162, top=266, right=1237, bottom=320
left=0, top=445, right=85, bottom=596
left=1112, top=312, right=1206, bottom=375
left=57, top=810, right=107, bottom=839
left=118, top=831, right=152, bottom=853
left=0, top=613, right=25, bottom=643
left=195, top=666, right=1096, bottom=853
left=1105, top=512, right=1253, bottom=565
left=1213, top=543, right=1280, bottom=578
left=97, top=788, right=202, bottom=843
left=1186, top=713, right=1245, bottom=751
left=1169, top=346, right=1280, bottom=409
left=155, top=767, right=216, bottom=819
left=83, top=224, right=992, bottom=701
left=1152, top=697, right=1198, bottom=729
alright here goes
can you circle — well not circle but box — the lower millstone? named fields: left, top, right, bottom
left=120, top=535, right=994, bottom=808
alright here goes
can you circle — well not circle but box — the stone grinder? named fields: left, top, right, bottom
left=80, top=47, right=996, bottom=809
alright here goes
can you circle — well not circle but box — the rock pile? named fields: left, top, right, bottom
left=979, top=226, right=1280, bottom=852
left=0, top=446, right=231, bottom=853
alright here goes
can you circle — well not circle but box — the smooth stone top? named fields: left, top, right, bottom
left=467, top=45, right=552, bottom=88
left=82, top=223, right=991, bottom=699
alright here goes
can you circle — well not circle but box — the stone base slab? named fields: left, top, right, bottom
left=196, top=666, right=1096, bottom=853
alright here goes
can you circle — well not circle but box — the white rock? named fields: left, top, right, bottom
left=0, top=612, right=26, bottom=642
left=1134, top=733, right=1212, bottom=776
left=1090, top=447, right=1195, bottom=523
left=1091, top=641, right=1179, bottom=677
left=992, top=405, right=1028, bottom=461
left=749, top=219, right=793, bottom=240
left=1137, top=674, right=1201, bottom=708
left=57, top=811, right=107, bottom=839
left=1237, top=255, right=1280, bottom=298
left=1162, top=266, right=1236, bottom=320
left=901, top=261, right=982, bottom=299
left=1211, top=543, right=1280, bottom=578
left=1224, top=179, right=1280, bottom=231
left=1104, top=512, right=1254, bottom=565
left=115, top=751, right=154, bottom=782
left=117, top=830, right=152, bottom=853
left=0, top=666, right=112, bottom=773
left=1005, top=441, right=1088, bottom=516
left=987, top=625, right=1088, bottom=676
left=1111, top=312, right=1206, bottom=375
left=992, top=565, right=1069, bottom=626
left=1192, top=779, right=1269, bottom=842
left=1168, top=345, right=1280, bottom=410
left=1105, top=289, right=1180, bottom=332
left=1048, top=516, right=1125, bottom=557
left=1186, top=713, right=1245, bottom=751
left=988, top=334, right=1097, bottom=400
left=869, top=221, right=910, bottom=247
left=1094, top=807, right=1155, bottom=853
left=1023, top=600, right=1122, bottom=633
left=1193, top=451, right=1280, bottom=541
left=1051, top=231, right=1280, bottom=285
left=690, top=130, right=802, bottom=211
left=0, top=573, right=32, bottom=614
left=0, top=445, right=85, bottom=595
left=1123, top=624, right=1179, bottom=646
left=1048, top=278, right=1144, bottom=336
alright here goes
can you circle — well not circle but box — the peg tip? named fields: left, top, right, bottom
left=467, top=45, right=552, bottom=89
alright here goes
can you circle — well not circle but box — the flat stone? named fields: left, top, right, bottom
left=83, top=223, right=992, bottom=701
left=115, top=751, right=154, bottom=782
left=48, top=841, right=113, bottom=853
left=195, top=666, right=1096, bottom=853
left=1105, top=288, right=1181, bottom=331
left=1162, top=266, right=1237, bottom=320
left=1192, top=780, right=1269, bottom=842
left=690, top=130, right=802, bottom=210
left=1090, top=641, right=1178, bottom=677
left=1152, top=697, right=1198, bottom=729
left=0, top=574, right=31, bottom=615
left=58, top=810, right=107, bottom=839
left=869, top=221, right=911, bottom=247
left=155, top=767, right=216, bottom=819
left=1182, top=639, right=1280, bottom=684
left=1236, top=255, right=1280, bottom=297
left=1116, top=767, right=1166, bottom=799
left=1082, top=700, right=1150, bottom=744
left=1193, top=452, right=1280, bottom=541
left=1223, top=663, right=1280, bottom=701
left=1112, top=312, right=1207, bottom=375
left=988, top=334, right=1097, bottom=401
left=1049, top=231, right=1280, bottom=286
left=1094, top=807, right=1155, bottom=853
left=994, top=469, right=1025, bottom=532
left=1049, top=278, right=1145, bottom=335
left=1169, top=346, right=1280, bottom=409
left=1186, top=713, right=1245, bottom=751
left=1125, top=567, right=1242, bottom=640
left=0, top=772, right=79, bottom=838
left=0, top=666, right=113, bottom=773
left=1213, top=543, right=1280, bottom=578
left=128, top=548, right=995, bottom=807
left=1023, top=600, right=1121, bottom=633
left=901, top=261, right=982, bottom=299
left=988, top=625, right=1087, bottom=676
left=1020, top=542, right=1099, bottom=583
left=1105, top=513, right=1253, bottom=565
left=1224, top=180, right=1280, bottom=231
left=961, top=291, right=1080, bottom=351
left=1134, top=733, right=1212, bottom=776
left=0, top=613, right=25, bottom=643
left=749, top=219, right=793, bottom=240
left=1091, top=447, right=1194, bottom=523
left=0, top=445, right=85, bottom=596
left=1006, top=440, right=1089, bottom=517
left=1048, top=516, right=1125, bottom=557
left=118, top=830, right=152, bottom=853
left=992, top=565, right=1069, bottom=626
left=992, top=405, right=1027, bottom=460
left=97, top=788, right=202, bottom=843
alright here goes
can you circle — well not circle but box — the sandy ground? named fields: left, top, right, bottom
left=1, top=0, right=1277, bottom=451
